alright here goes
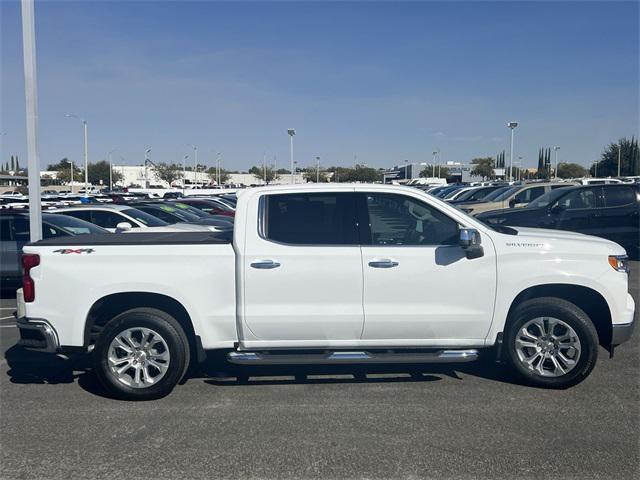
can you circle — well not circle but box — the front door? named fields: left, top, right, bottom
left=241, top=191, right=364, bottom=345
left=359, top=192, right=496, bottom=344
left=554, top=186, right=603, bottom=236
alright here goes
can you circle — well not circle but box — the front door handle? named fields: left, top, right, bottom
left=250, top=259, right=281, bottom=269
left=368, top=258, right=399, bottom=268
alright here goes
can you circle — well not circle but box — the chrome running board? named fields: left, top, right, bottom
left=227, top=349, right=479, bottom=365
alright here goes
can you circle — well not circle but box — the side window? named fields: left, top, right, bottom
left=90, top=211, right=127, bottom=229
left=0, top=218, right=14, bottom=241
left=13, top=217, right=30, bottom=243
left=364, top=193, right=459, bottom=246
left=604, top=187, right=636, bottom=208
left=263, top=193, right=357, bottom=245
left=514, top=186, right=544, bottom=203
left=558, top=188, right=598, bottom=210
left=42, top=224, right=69, bottom=239
left=61, top=210, right=92, bottom=223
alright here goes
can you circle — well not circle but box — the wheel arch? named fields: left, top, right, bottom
left=505, top=284, right=613, bottom=348
left=84, top=292, right=200, bottom=359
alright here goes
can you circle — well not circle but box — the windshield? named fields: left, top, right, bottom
left=527, top=188, right=571, bottom=208
left=492, top=186, right=521, bottom=202
left=43, top=214, right=108, bottom=234
left=480, top=186, right=511, bottom=201
left=171, top=202, right=209, bottom=218
left=122, top=208, right=169, bottom=226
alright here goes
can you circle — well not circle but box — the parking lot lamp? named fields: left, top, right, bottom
left=144, top=148, right=151, bottom=188
left=182, top=154, right=189, bottom=191
left=187, top=145, right=198, bottom=186
left=107, top=149, right=117, bottom=190
left=288, top=129, right=296, bottom=184
left=316, top=156, right=320, bottom=182
left=617, top=141, right=622, bottom=177
left=65, top=113, right=89, bottom=193
left=507, top=121, right=519, bottom=181
left=553, top=146, right=560, bottom=179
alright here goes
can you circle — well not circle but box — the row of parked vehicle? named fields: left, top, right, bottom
left=0, top=192, right=238, bottom=288
left=416, top=180, right=640, bottom=258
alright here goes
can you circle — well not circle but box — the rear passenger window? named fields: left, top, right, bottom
left=61, top=210, right=92, bottom=223
left=604, top=187, right=636, bottom=207
left=514, top=186, right=544, bottom=203
left=90, top=211, right=127, bottom=229
left=263, top=193, right=357, bottom=245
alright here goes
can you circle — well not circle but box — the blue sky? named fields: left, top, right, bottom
left=1, top=0, right=638, bottom=172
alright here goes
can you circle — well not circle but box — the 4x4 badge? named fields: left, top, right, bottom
left=53, top=248, right=95, bottom=254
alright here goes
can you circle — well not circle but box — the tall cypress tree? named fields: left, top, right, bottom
left=10, top=156, right=14, bottom=171
left=15, top=156, right=19, bottom=172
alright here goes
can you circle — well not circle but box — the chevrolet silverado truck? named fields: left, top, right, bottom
left=16, top=184, right=636, bottom=400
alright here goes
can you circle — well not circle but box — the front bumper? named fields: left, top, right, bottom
left=16, top=317, right=60, bottom=353
left=612, top=321, right=635, bottom=346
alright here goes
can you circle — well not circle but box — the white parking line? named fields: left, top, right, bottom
left=0, top=324, right=16, bottom=328
left=0, top=307, right=16, bottom=310
left=0, top=316, right=15, bottom=321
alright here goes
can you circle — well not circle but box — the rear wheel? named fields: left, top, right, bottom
left=504, top=298, right=599, bottom=389
left=93, top=308, right=189, bottom=400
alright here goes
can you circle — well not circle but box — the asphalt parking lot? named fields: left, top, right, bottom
left=1, top=265, right=638, bottom=480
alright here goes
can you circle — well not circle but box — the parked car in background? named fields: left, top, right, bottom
left=134, top=203, right=233, bottom=231
left=448, top=185, right=504, bottom=204
left=1, top=211, right=108, bottom=288
left=580, top=178, right=623, bottom=185
left=476, top=184, right=640, bottom=257
left=459, top=182, right=574, bottom=215
left=169, top=198, right=235, bottom=217
left=53, top=204, right=171, bottom=232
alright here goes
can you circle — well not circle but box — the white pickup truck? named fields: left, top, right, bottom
left=17, top=184, right=635, bottom=400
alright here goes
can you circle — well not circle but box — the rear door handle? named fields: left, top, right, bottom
left=250, top=259, right=281, bottom=269
left=368, top=258, right=399, bottom=268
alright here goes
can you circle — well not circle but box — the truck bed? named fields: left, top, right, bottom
left=30, top=231, right=233, bottom=246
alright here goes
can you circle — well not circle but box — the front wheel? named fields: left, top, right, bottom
left=93, top=308, right=189, bottom=400
left=504, top=298, right=599, bottom=389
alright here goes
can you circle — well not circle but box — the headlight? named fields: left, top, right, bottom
left=608, top=255, right=630, bottom=273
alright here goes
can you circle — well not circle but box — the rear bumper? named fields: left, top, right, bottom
left=16, top=317, right=60, bottom=353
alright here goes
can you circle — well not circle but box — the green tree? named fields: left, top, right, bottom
left=470, top=157, right=495, bottom=180
left=87, top=160, right=122, bottom=185
left=303, top=165, right=329, bottom=182
left=419, top=165, right=450, bottom=179
left=331, top=165, right=382, bottom=183
left=10, top=156, right=14, bottom=171
left=47, top=158, right=84, bottom=183
left=249, top=165, right=278, bottom=184
left=205, top=166, right=231, bottom=185
left=590, top=137, right=640, bottom=177
left=153, top=162, right=183, bottom=186
left=14, top=156, right=20, bottom=172
left=556, top=162, right=587, bottom=179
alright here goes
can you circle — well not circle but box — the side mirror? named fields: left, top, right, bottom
left=459, top=228, right=484, bottom=259
left=508, top=198, right=518, bottom=208
left=115, top=222, right=132, bottom=233
left=550, top=203, right=565, bottom=214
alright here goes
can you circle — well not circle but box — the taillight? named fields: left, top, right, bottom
left=22, top=254, right=40, bottom=302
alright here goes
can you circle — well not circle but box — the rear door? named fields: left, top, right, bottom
left=359, top=192, right=496, bottom=343
left=599, top=186, right=640, bottom=250
left=554, top=186, right=603, bottom=235
left=0, top=216, right=20, bottom=278
left=241, top=191, right=365, bottom=344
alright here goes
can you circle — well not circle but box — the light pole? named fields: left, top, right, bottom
left=553, top=146, right=560, bottom=179
left=263, top=151, right=267, bottom=185
left=69, top=159, right=74, bottom=192
left=187, top=145, right=198, bottom=187
left=293, top=160, right=298, bottom=184
left=65, top=113, right=89, bottom=193
left=432, top=151, right=438, bottom=177
left=288, top=128, right=296, bottom=184
left=107, top=148, right=117, bottom=190
left=316, top=156, right=320, bottom=183
left=217, top=152, right=222, bottom=187
left=507, top=121, right=519, bottom=182
left=182, top=154, right=189, bottom=191
left=144, top=148, right=151, bottom=188
left=617, top=141, right=622, bottom=177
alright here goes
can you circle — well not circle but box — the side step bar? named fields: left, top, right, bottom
left=227, top=349, right=479, bottom=365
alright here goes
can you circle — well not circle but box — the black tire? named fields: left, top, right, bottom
left=504, top=297, right=599, bottom=389
left=93, top=308, right=190, bottom=400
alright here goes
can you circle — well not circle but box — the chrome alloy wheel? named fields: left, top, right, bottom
left=107, top=327, right=170, bottom=388
left=514, top=317, right=581, bottom=378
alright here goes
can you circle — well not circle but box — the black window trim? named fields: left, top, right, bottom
left=257, top=191, right=464, bottom=248
left=357, top=191, right=461, bottom=247
left=257, top=192, right=361, bottom=247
